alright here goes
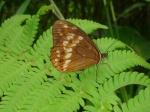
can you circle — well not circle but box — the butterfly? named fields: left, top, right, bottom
left=50, top=20, right=102, bottom=72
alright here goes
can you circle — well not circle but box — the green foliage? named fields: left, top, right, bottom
left=37, top=5, right=53, bottom=15
left=16, top=0, right=31, bottom=14
left=66, top=19, right=108, bottom=34
left=0, top=6, right=150, bottom=112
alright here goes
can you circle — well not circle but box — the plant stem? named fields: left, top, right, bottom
left=50, top=0, right=65, bottom=20
left=103, top=0, right=114, bottom=37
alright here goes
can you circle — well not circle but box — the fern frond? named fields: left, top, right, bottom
left=0, top=15, right=30, bottom=47
left=0, top=25, right=56, bottom=111
left=66, top=18, right=108, bottom=34
left=37, top=5, right=53, bottom=15
left=120, top=87, right=150, bottom=112
left=0, top=14, right=39, bottom=58
left=97, top=49, right=150, bottom=83
left=15, top=78, right=69, bottom=112
left=84, top=72, right=150, bottom=111
left=61, top=66, right=99, bottom=94
left=77, top=67, right=98, bottom=93
left=0, top=15, right=40, bottom=95
left=41, top=91, right=84, bottom=112
left=107, top=50, right=150, bottom=71
left=95, top=37, right=128, bottom=53
left=0, top=57, right=46, bottom=96
left=0, top=56, right=21, bottom=75
left=99, top=72, right=149, bottom=104
left=23, top=28, right=52, bottom=64
left=0, top=67, right=47, bottom=112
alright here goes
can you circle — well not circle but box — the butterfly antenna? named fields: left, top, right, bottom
left=95, top=39, right=118, bottom=83
left=105, top=39, right=118, bottom=53
left=99, top=39, right=119, bottom=75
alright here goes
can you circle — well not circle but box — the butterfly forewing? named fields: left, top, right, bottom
left=50, top=20, right=100, bottom=72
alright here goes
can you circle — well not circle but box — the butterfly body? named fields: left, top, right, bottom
left=50, top=20, right=101, bottom=72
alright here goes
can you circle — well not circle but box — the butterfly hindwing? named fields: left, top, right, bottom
left=50, top=20, right=100, bottom=72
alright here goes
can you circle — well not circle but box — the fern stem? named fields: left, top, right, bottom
left=120, top=87, right=129, bottom=102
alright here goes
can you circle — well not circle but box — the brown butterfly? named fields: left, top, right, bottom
left=50, top=20, right=102, bottom=72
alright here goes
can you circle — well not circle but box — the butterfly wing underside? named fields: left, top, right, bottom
left=50, top=20, right=100, bottom=72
